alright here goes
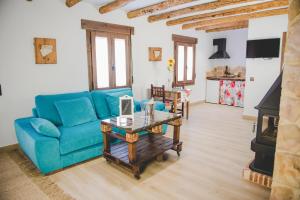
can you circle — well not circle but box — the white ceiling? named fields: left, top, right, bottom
left=82, top=0, right=281, bottom=20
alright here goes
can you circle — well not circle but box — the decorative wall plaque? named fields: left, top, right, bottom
left=34, top=38, right=57, bottom=64
left=149, top=47, right=162, bottom=61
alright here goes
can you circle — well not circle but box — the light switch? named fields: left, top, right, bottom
left=250, top=77, right=254, bottom=82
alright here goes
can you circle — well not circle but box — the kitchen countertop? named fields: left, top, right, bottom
left=206, top=76, right=245, bottom=81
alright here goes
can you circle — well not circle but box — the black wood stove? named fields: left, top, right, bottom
left=250, top=72, right=282, bottom=176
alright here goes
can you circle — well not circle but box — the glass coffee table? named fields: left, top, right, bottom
left=101, top=111, right=182, bottom=179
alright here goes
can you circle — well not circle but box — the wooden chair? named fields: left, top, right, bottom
left=150, top=84, right=189, bottom=119
left=171, top=84, right=187, bottom=119
left=171, top=91, right=185, bottom=117
left=150, top=84, right=166, bottom=103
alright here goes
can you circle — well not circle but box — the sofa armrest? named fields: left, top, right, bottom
left=14, top=117, right=61, bottom=174
left=134, top=100, right=141, bottom=112
left=32, top=108, right=39, bottom=117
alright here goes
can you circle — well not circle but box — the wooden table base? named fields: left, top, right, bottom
left=103, top=134, right=182, bottom=179
left=101, top=112, right=182, bottom=179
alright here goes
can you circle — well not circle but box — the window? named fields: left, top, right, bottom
left=173, top=34, right=197, bottom=86
left=82, top=20, right=134, bottom=90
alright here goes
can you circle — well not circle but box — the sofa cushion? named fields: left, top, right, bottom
left=91, top=88, right=133, bottom=119
left=154, top=101, right=166, bottom=111
left=30, top=118, right=60, bottom=138
left=58, top=120, right=102, bottom=155
left=105, top=94, right=120, bottom=116
left=139, top=100, right=166, bottom=111
left=35, top=91, right=94, bottom=126
left=55, top=97, right=97, bottom=127
left=105, top=91, right=136, bottom=116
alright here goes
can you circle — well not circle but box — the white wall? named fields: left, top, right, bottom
left=243, top=15, right=288, bottom=117
left=208, top=28, right=248, bottom=68
left=0, top=0, right=211, bottom=147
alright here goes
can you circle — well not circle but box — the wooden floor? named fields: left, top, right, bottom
left=50, top=103, right=270, bottom=200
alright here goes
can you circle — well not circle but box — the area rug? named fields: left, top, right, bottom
left=5, top=148, right=74, bottom=200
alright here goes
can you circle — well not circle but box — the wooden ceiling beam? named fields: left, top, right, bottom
left=196, top=20, right=249, bottom=31
left=99, top=0, right=134, bottom=14
left=182, top=7, right=288, bottom=30
left=127, top=0, right=194, bottom=19
left=206, top=24, right=248, bottom=32
left=148, top=0, right=256, bottom=23
left=66, top=0, right=81, bottom=7
left=167, top=0, right=288, bottom=26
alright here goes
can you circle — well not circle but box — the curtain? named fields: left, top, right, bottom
left=219, top=80, right=245, bottom=107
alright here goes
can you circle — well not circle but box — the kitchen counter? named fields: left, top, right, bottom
left=206, top=76, right=245, bottom=81
left=206, top=78, right=245, bottom=107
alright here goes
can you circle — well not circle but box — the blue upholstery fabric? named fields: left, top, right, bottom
left=15, top=117, right=61, bottom=174
left=61, top=144, right=102, bottom=167
left=134, top=100, right=141, bottom=112
left=30, top=118, right=60, bottom=138
left=91, top=88, right=133, bottom=119
left=55, top=97, right=97, bottom=127
left=105, top=94, right=120, bottom=116
left=58, top=120, right=103, bottom=155
left=32, top=108, right=39, bottom=117
left=35, top=91, right=93, bottom=126
left=105, top=91, right=135, bottom=116
left=155, top=102, right=166, bottom=111
left=139, top=100, right=166, bottom=111
left=15, top=88, right=168, bottom=174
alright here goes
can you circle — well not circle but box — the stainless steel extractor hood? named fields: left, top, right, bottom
left=209, top=38, right=230, bottom=59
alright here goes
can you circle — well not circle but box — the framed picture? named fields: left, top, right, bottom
left=34, top=38, right=57, bottom=64
left=149, top=47, right=162, bottom=61
left=119, top=95, right=134, bottom=118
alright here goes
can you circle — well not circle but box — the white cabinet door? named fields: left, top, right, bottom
left=206, top=80, right=220, bottom=104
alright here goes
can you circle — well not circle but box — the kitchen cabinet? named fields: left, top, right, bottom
left=206, top=79, right=245, bottom=107
left=206, top=80, right=220, bottom=104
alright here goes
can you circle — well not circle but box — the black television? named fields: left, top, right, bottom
left=246, top=38, right=280, bottom=58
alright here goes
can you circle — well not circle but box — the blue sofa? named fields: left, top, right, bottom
left=14, top=88, right=167, bottom=174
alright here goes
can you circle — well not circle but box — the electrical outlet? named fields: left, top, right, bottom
left=250, top=77, right=254, bottom=82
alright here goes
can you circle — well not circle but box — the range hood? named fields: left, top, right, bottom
left=209, top=38, right=230, bottom=59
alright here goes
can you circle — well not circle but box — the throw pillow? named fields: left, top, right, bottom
left=30, top=118, right=60, bottom=138
left=105, top=93, right=137, bottom=116
left=55, top=97, right=97, bottom=127
left=105, top=94, right=120, bottom=116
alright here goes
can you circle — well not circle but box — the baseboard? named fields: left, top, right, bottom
left=190, top=100, right=205, bottom=106
left=242, top=115, right=257, bottom=121
left=0, top=143, right=18, bottom=153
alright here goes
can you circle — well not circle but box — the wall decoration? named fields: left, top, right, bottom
left=167, top=58, right=175, bottom=88
left=167, top=58, right=175, bottom=71
left=148, top=47, right=162, bottom=61
left=34, top=38, right=57, bottom=64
